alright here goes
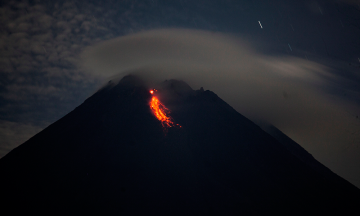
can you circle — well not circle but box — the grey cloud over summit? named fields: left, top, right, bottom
left=81, top=28, right=360, bottom=187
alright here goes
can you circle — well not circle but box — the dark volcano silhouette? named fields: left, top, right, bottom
left=1, top=75, right=359, bottom=215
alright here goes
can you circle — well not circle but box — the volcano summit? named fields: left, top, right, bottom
left=0, top=75, right=359, bottom=215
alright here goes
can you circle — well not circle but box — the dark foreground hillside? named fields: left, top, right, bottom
left=1, top=75, right=359, bottom=215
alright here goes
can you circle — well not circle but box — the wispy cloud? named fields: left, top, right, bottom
left=0, top=0, right=116, bottom=126
left=80, top=28, right=360, bottom=187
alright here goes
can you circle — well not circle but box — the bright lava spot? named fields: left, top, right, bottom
left=150, top=90, right=154, bottom=94
left=150, top=92, right=181, bottom=131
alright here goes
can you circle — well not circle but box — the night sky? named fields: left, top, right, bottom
left=1, top=0, right=360, bottom=188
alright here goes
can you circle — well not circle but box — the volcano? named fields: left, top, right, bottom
left=0, top=75, right=359, bottom=215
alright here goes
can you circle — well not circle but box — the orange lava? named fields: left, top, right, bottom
left=149, top=90, right=181, bottom=130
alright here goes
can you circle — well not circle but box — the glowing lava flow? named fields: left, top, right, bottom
left=150, top=90, right=181, bottom=130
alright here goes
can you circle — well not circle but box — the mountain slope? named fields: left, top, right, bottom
left=0, top=75, right=359, bottom=215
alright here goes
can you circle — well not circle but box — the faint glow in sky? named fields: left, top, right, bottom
left=258, top=21, right=263, bottom=29
left=288, top=43, right=292, bottom=51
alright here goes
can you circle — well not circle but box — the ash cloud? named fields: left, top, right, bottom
left=80, top=28, right=360, bottom=187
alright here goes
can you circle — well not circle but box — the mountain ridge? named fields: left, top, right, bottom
left=0, top=75, right=359, bottom=215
